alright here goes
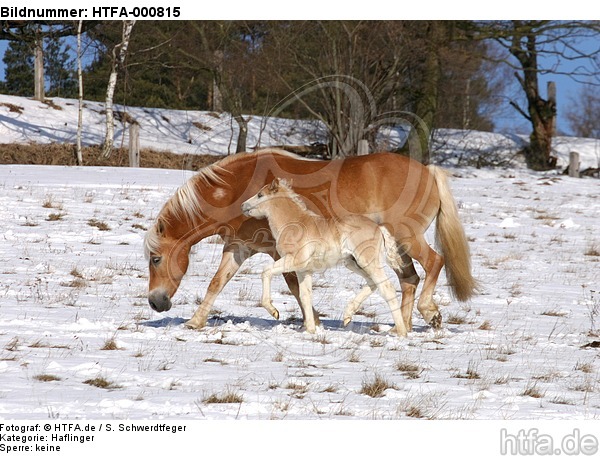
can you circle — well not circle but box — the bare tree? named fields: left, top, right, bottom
left=174, top=21, right=262, bottom=154
left=102, top=20, right=135, bottom=159
left=264, top=21, right=409, bottom=158
left=463, top=20, right=600, bottom=170
left=566, top=84, right=600, bottom=138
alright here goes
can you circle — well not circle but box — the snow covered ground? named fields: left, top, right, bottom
left=1, top=163, right=598, bottom=419
left=0, top=94, right=599, bottom=419
left=2, top=93, right=599, bottom=170
left=0, top=94, right=325, bottom=157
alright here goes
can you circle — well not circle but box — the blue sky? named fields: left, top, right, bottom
left=0, top=28, right=597, bottom=136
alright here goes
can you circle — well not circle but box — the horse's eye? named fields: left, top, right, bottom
left=151, top=256, right=162, bottom=266
left=257, top=191, right=263, bottom=198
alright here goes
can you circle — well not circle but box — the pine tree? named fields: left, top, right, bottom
left=45, top=38, right=77, bottom=98
left=3, top=39, right=34, bottom=97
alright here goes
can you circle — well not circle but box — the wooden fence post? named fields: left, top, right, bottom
left=357, top=139, right=369, bottom=156
left=129, top=123, right=140, bottom=167
left=568, top=152, right=580, bottom=178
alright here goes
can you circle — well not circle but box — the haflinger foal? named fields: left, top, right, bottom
left=241, top=178, right=408, bottom=337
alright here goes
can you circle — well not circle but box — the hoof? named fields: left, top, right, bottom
left=272, top=309, right=280, bottom=320
left=185, top=319, right=204, bottom=330
left=394, top=326, right=408, bottom=337
left=342, top=317, right=351, bottom=327
left=429, top=312, right=442, bottom=330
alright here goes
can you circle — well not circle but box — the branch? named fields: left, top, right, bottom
left=509, top=100, right=531, bottom=122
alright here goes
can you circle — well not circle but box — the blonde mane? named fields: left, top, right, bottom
left=144, top=149, right=310, bottom=258
left=275, top=179, right=308, bottom=212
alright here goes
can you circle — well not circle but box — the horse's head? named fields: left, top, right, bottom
left=144, top=217, right=192, bottom=313
left=241, top=178, right=295, bottom=219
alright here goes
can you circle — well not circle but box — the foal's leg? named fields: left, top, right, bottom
left=187, top=243, right=248, bottom=330
left=367, top=266, right=407, bottom=337
left=278, top=268, right=321, bottom=326
left=355, top=251, right=407, bottom=337
left=261, top=258, right=316, bottom=333
left=260, top=258, right=290, bottom=320
left=342, top=258, right=377, bottom=326
left=296, top=271, right=316, bottom=333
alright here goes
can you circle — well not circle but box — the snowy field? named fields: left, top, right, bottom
left=0, top=94, right=599, bottom=420
left=0, top=162, right=598, bottom=420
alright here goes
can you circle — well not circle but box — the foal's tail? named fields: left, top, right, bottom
left=429, top=166, right=477, bottom=302
left=379, top=226, right=404, bottom=271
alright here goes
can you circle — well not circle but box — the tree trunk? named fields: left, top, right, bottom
left=234, top=114, right=248, bottom=153
left=102, top=20, right=135, bottom=159
left=399, top=21, right=444, bottom=164
left=33, top=28, right=44, bottom=101
left=211, top=50, right=224, bottom=112
left=76, top=20, right=84, bottom=166
left=510, top=27, right=557, bottom=171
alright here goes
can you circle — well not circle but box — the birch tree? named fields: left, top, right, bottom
left=102, top=20, right=135, bottom=159
left=76, top=20, right=84, bottom=166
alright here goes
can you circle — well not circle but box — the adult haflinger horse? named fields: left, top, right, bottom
left=241, top=177, right=408, bottom=335
left=144, top=148, right=476, bottom=332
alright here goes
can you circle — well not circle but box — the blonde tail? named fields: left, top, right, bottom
left=379, top=226, right=404, bottom=271
left=429, top=166, right=477, bottom=301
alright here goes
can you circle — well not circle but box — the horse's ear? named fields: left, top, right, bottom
left=278, top=178, right=292, bottom=189
left=270, top=178, right=280, bottom=191
left=156, top=219, right=165, bottom=236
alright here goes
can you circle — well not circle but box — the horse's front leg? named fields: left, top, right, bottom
left=186, top=243, right=248, bottom=330
left=259, top=261, right=281, bottom=321
left=261, top=257, right=316, bottom=332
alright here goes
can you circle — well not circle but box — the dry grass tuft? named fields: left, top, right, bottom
left=101, top=337, right=121, bottom=351
left=88, top=219, right=111, bottom=231
left=203, top=389, right=244, bottom=404
left=446, top=313, right=468, bottom=325
left=1, top=102, right=24, bottom=113
left=522, top=382, right=545, bottom=398
left=585, top=244, right=600, bottom=257
left=83, top=376, right=120, bottom=390
left=360, top=374, right=394, bottom=398
left=454, top=361, right=481, bottom=380
left=34, top=374, right=61, bottom=382
left=478, top=320, right=492, bottom=330
left=46, top=212, right=65, bottom=221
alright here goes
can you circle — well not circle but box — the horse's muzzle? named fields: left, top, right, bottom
left=148, top=289, right=172, bottom=313
left=241, top=202, right=251, bottom=217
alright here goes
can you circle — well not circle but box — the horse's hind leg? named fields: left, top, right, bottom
left=343, top=284, right=376, bottom=326
left=393, top=252, right=420, bottom=332
left=354, top=255, right=407, bottom=337
left=342, top=258, right=376, bottom=326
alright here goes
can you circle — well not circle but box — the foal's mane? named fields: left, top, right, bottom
left=275, top=179, right=308, bottom=211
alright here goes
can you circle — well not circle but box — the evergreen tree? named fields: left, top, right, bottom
left=45, top=38, right=77, bottom=98
left=2, top=39, right=34, bottom=97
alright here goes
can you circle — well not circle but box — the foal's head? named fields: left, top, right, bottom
left=241, top=178, right=301, bottom=219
